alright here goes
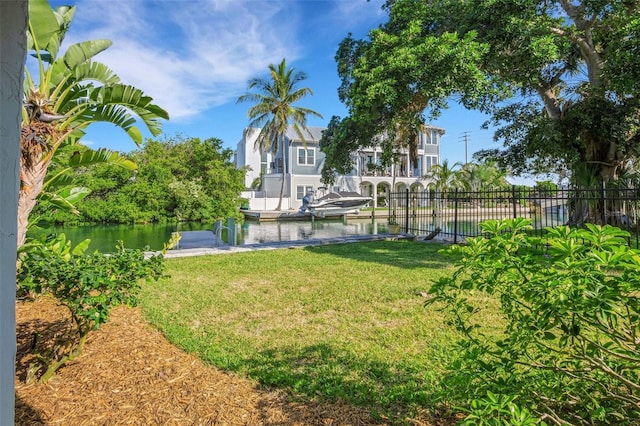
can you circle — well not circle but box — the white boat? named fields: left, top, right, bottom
left=300, top=190, right=372, bottom=217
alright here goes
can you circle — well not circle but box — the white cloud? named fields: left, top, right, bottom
left=329, top=0, right=386, bottom=32
left=61, top=0, right=303, bottom=120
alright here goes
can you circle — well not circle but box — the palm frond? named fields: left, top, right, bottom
left=37, top=187, right=90, bottom=215
left=43, top=172, right=75, bottom=191
left=62, top=40, right=112, bottom=70
left=27, top=0, right=62, bottom=56
left=68, top=147, right=136, bottom=170
left=90, top=85, right=168, bottom=136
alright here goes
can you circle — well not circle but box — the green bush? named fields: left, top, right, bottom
left=17, top=235, right=166, bottom=382
left=428, top=218, right=640, bottom=425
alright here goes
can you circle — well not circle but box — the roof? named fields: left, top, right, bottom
left=284, top=126, right=325, bottom=142
left=246, top=123, right=443, bottom=144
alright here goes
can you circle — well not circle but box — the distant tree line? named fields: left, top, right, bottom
left=32, top=135, right=246, bottom=225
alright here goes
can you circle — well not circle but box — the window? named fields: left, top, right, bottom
left=297, top=148, right=315, bottom=165
left=424, top=155, right=438, bottom=172
left=270, top=158, right=283, bottom=173
left=430, top=130, right=440, bottom=145
left=296, top=185, right=314, bottom=200
left=422, top=130, right=440, bottom=145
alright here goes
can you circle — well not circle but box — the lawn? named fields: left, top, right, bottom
left=138, top=240, right=501, bottom=422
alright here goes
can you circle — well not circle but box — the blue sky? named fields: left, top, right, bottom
left=46, top=0, right=504, bottom=172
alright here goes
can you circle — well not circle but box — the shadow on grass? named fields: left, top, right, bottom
left=301, top=240, right=453, bottom=270
left=226, top=342, right=449, bottom=423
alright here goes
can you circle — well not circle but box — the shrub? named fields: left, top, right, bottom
left=17, top=235, right=165, bottom=382
left=427, top=218, right=640, bottom=425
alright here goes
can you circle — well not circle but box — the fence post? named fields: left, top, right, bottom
left=405, top=189, right=410, bottom=233
left=512, top=185, right=517, bottom=218
left=454, top=188, right=459, bottom=244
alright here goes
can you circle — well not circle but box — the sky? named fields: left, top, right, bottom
left=44, top=0, right=507, bottom=176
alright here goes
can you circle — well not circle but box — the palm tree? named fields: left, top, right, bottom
left=422, top=159, right=462, bottom=203
left=18, top=0, right=169, bottom=247
left=458, top=161, right=509, bottom=207
left=237, top=59, right=322, bottom=210
left=459, top=161, right=508, bottom=192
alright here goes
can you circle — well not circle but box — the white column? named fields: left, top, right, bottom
left=373, top=150, right=377, bottom=176
left=288, top=142, right=293, bottom=209
left=1, top=1, right=27, bottom=422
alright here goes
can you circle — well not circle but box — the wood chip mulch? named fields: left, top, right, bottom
left=14, top=297, right=437, bottom=425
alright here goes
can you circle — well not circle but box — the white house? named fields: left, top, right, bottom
left=235, top=124, right=445, bottom=211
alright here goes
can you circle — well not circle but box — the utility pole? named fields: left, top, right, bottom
left=459, top=132, right=470, bottom=164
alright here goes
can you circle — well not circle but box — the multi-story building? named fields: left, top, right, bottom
left=235, top=124, right=445, bottom=210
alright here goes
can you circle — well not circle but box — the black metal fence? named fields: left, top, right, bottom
left=388, top=186, right=640, bottom=248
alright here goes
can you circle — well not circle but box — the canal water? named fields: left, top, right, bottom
left=30, top=218, right=392, bottom=253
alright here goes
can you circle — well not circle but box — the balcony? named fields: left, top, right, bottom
left=266, top=167, right=284, bottom=175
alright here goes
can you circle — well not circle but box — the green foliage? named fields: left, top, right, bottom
left=427, top=218, right=640, bottom=424
left=17, top=235, right=166, bottom=382
left=457, top=161, right=509, bottom=192
left=319, top=115, right=366, bottom=185
left=461, top=392, right=542, bottom=426
left=17, top=231, right=89, bottom=259
left=533, top=180, right=557, bottom=191
left=329, top=1, right=506, bottom=176
left=30, top=143, right=137, bottom=226
left=19, top=0, right=168, bottom=248
left=422, top=159, right=462, bottom=194
left=337, top=0, right=640, bottom=182
left=35, top=135, right=246, bottom=225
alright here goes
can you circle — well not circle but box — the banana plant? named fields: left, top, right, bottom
left=19, top=0, right=169, bottom=248
left=35, top=147, right=136, bottom=218
left=22, top=147, right=137, bottom=256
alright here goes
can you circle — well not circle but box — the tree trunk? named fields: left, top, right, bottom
left=565, top=118, right=624, bottom=226
left=275, top=139, right=289, bottom=211
left=17, top=159, right=50, bottom=248
left=276, top=168, right=285, bottom=211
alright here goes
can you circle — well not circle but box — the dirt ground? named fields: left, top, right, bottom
left=14, top=297, right=440, bottom=425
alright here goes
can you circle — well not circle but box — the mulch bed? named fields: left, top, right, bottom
left=14, top=297, right=438, bottom=425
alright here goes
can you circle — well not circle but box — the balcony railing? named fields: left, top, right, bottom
left=266, top=167, right=284, bottom=175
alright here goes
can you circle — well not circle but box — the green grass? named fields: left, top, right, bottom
left=138, top=240, right=500, bottom=422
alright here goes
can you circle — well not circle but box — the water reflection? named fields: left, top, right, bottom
left=31, top=219, right=389, bottom=252
left=240, top=219, right=384, bottom=245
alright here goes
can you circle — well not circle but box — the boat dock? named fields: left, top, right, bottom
left=241, top=209, right=389, bottom=221
left=172, top=230, right=224, bottom=249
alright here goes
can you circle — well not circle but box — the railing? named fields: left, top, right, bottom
left=266, top=167, right=283, bottom=175
left=388, top=186, right=640, bottom=248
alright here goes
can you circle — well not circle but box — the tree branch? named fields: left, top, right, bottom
left=535, top=84, right=562, bottom=120
left=549, top=22, right=603, bottom=87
